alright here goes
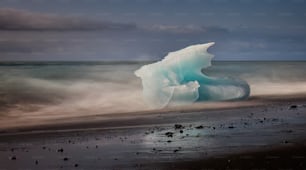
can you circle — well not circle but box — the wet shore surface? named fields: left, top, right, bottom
left=0, top=100, right=306, bottom=169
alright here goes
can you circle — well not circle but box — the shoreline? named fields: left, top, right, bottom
left=0, top=94, right=305, bottom=169
left=1, top=93, right=306, bottom=134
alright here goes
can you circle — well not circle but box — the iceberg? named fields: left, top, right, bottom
left=135, top=42, right=250, bottom=108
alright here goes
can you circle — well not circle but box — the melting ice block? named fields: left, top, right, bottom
left=135, top=42, right=250, bottom=108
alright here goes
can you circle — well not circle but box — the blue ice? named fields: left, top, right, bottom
left=135, top=42, right=250, bottom=108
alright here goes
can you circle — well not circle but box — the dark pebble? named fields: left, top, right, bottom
left=167, top=140, right=172, bottom=143
left=57, top=148, right=64, bottom=152
left=174, top=124, right=183, bottom=129
left=74, top=163, right=79, bottom=167
left=63, top=157, right=69, bottom=161
left=35, top=160, right=38, bottom=165
left=228, top=126, right=235, bottom=129
left=10, top=156, right=16, bottom=160
left=289, top=105, right=297, bottom=109
left=195, top=125, right=204, bottom=129
left=179, top=130, right=183, bottom=133
left=165, top=132, right=174, bottom=137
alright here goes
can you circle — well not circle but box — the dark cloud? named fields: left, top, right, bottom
left=142, top=24, right=229, bottom=34
left=0, top=8, right=136, bottom=31
left=0, top=8, right=230, bottom=35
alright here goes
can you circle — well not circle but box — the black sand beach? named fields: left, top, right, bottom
left=0, top=95, right=305, bottom=169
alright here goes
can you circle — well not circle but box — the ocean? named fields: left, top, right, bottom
left=1, top=61, right=306, bottom=126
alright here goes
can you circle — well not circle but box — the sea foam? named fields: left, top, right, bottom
left=135, top=42, right=250, bottom=108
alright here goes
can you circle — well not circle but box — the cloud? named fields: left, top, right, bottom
left=142, top=24, right=229, bottom=34
left=0, top=8, right=230, bottom=35
left=0, top=8, right=136, bottom=31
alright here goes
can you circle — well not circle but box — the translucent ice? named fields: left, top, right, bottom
left=135, top=42, right=250, bottom=108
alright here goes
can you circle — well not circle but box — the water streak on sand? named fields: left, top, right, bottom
left=0, top=61, right=306, bottom=128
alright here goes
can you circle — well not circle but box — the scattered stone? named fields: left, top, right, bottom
left=212, top=127, right=216, bottom=130
left=179, top=130, right=183, bottom=133
left=284, top=130, right=293, bottom=133
left=167, top=140, right=172, bottom=143
left=228, top=126, right=235, bottom=129
left=165, top=132, right=174, bottom=137
left=173, top=149, right=179, bottom=153
left=35, top=160, right=38, bottom=165
left=289, top=105, right=297, bottom=109
left=95, top=145, right=98, bottom=148
left=63, top=157, right=69, bottom=161
left=10, top=156, right=16, bottom=160
left=57, top=148, right=64, bottom=152
left=195, top=125, right=204, bottom=129
left=42, top=146, right=46, bottom=150
left=74, top=163, right=79, bottom=167
left=174, top=124, right=183, bottom=129
left=10, top=148, right=14, bottom=152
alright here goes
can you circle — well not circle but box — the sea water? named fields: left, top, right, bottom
left=1, top=61, right=306, bottom=118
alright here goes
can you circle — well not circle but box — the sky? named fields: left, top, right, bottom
left=0, top=0, right=305, bottom=61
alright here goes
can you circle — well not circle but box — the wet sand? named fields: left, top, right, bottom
left=0, top=95, right=306, bottom=169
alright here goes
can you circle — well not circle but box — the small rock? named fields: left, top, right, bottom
left=35, top=160, right=38, bottom=165
left=167, top=140, right=172, bottom=143
left=228, top=126, right=235, bottom=129
left=173, top=149, right=179, bottom=153
left=289, top=105, right=297, bottom=109
left=10, top=156, right=16, bottom=160
left=174, top=124, right=183, bottom=129
left=57, top=148, right=64, bottom=152
left=63, top=157, right=69, bottom=161
left=195, top=125, right=204, bottom=129
left=74, top=163, right=79, bottom=167
left=165, top=132, right=174, bottom=137
left=179, top=130, right=183, bottom=133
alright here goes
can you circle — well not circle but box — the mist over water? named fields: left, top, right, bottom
left=0, top=61, right=306, bottom=127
